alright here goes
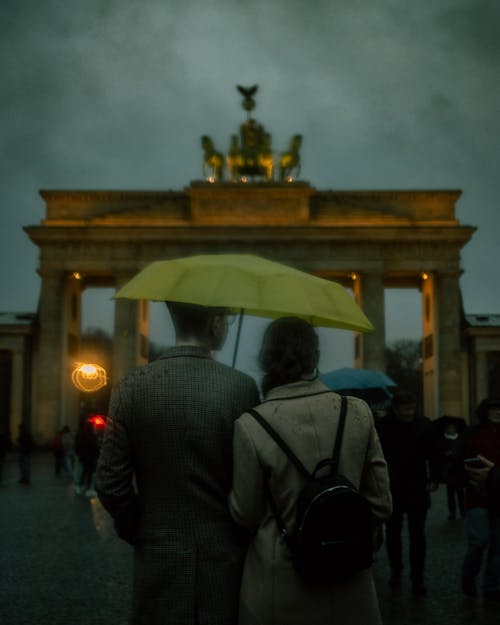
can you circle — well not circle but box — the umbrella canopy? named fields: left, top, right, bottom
left=319, top=367, right=396, bottom=391
left=319, top=367, right=396, bottom=408
left=115, top=254, right=373, bottom=333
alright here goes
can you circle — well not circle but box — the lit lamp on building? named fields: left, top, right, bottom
left=71, top=362, right=107, bottom=393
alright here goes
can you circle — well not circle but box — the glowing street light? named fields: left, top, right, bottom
left=71, top=362, right=107, bottom=393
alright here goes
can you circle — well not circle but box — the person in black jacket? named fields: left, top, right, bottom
left=376, top=391, right=440, bottom=596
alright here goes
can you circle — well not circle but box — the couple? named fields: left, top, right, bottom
left=96, top=302, right=392, bottom=625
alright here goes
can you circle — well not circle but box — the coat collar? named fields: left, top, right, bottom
left=263, top=378, right=333, bottom=402
left=157, top=345, right=213, bottom=361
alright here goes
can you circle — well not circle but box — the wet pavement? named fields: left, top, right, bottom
left=1, top=451, right=498, bottom=624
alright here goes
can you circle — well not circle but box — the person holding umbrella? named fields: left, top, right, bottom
left=96, top=301, right=259, bottom=625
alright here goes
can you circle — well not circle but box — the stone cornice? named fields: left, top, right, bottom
left=24, top=223, right=476, bottom=245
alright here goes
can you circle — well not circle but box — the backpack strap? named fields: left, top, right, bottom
left=247, top=407, right=307, bottom=545
left=247, top=408, right=310, bottom=479
left=331, top=395, right=348, bottom=474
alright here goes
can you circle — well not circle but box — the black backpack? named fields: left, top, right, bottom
left=248, top=395, right=374, bottom=585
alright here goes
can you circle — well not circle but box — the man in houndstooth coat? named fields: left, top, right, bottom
left=96, top=302, right=260, bottom=625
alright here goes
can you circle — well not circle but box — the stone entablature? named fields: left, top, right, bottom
left=39, top=185, right=462, bottom=227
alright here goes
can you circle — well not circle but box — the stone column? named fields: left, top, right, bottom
left=422, top=271, right=463, bottom=419
left=62, top=274, right=83, bottom=431
left=421, top=273, right=438, bottom=418
left=436, top=272, right=463, bottom=417
left=35, top=270, right=65, bottom=443
left=113, top=275, right=149, bottom=383
left=474, top=350, right=488, bottom=408
left=353, top=272, right=386, bottom=371
left=9, top=349, right=24, bottom=434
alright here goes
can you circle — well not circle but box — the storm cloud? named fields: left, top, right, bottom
left=1, top=0, right=499, bottom=358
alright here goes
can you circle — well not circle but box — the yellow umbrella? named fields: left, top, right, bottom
left=115, top=253, right=373, bottom=332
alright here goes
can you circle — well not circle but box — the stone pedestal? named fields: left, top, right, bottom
left=187, top=181, right=313, bottom=225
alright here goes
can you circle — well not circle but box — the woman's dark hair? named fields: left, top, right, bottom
left=259, top=317, right=319, bottom=395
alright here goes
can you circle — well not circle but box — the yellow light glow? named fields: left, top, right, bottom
left=421, top=272, right=429, bottom=281
left=207, top=176, right=216, bottom=183
left=350, top=272, right=358, bottom=281
left=71, top=362, right=107, bottom=393
left=72, top=272, right=82, bottom=280
left=286, top=176, right=294, bottom=183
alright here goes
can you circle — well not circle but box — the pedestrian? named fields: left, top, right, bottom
left=0, top=426, right=11, bottom=483
left=60, top=425, right=74, bottom=476
left=464, top=455, right=500, bottom=513
left=74, top=419, right=99, bottom=497
left=17, top=423, right=34, bottom=485
left=376, top=390, right=440, bottom=596
left=456, top=398, right=500, bottom=600
left=436, top=418, right=465, bottom=520
left=229, top=317, right=392, bottom=625
left=95, top=302, right=259, bottom=625
left=52, top=428, right=64, bottom=476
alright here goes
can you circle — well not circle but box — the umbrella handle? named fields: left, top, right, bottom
left=232, top=309, right=244, bottom=368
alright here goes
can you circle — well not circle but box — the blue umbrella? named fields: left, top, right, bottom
left=319, top=367, right=396, bottom=391
left=319, top=367, right=396, bottom=408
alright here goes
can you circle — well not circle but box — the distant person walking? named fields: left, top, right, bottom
left=52, top=429, right=64, bottom=476
left=17, top=423, right=34, bottom=485
left=456, top=398, right=500, bottom=599
left=74, top=420, right=99, bottom=497
left=0, top=426, right=11, bottom=483
left=61, top=425, right=74, bottom=476
left=376, top=391, right=440, bottom=596
left=436, top=418, right=465, bottom=520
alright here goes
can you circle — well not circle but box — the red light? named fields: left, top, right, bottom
left=88, top=414, right=106, bottom=428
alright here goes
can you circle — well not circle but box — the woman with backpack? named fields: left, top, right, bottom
left=229, top=317, right=392, bottom=625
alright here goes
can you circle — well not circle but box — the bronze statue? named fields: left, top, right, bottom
left=201, top=135, right=224, bottom=182
left=227, top=135, right=244, bottom=182
left=279, top=134, right=302, bottom=181
left=258, top=132, right=274, bottom=181
left=200, top=86, right=301, bottom=183
left=237, top=84, right=258, bottom=113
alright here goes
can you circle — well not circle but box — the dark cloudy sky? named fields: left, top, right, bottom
left=1, top=0, right=499, bottom=371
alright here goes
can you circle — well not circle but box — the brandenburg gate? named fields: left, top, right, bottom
left=24, top=184, right=474, bottom=442
left=23, top=88, right=475, bottom=443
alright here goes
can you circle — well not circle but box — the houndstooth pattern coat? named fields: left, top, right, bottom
left=96, top=346, right=260, bottom=625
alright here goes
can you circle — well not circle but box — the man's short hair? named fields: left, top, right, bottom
left=166, top=301, right=226, bottom=341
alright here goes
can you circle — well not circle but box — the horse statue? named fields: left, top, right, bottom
left=201, top=135, right=224, bottom=181
left=226, top=134, right=244, bottom=182
left=279, top=134, right=302, bottom=181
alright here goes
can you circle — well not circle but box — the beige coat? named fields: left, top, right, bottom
left=229, top=379, right=392, bottom=625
